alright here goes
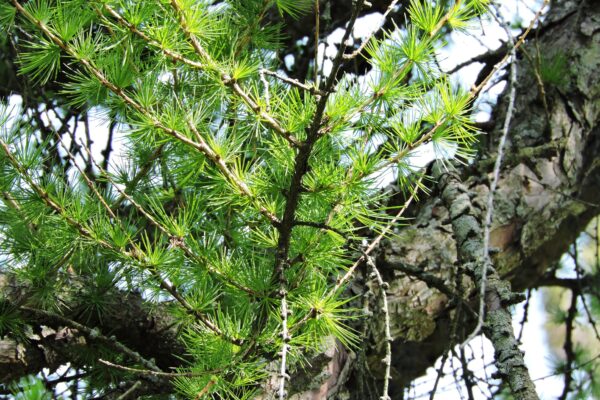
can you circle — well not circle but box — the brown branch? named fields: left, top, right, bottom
left=98, top=359, right=219, bottom=378
left=20, top=307, right=163, bottom=374
left=260, top=69, right=325, bottom=96
left=558, top=290, right=577, bottom=400
left=381, top=259, right=476, bottom=317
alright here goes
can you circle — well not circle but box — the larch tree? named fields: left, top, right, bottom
left=0, top=0, right=599, bottom=399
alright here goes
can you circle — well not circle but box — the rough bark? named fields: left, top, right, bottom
left=1, top=0, right=599, bottom=398
left=436, top=164, right=538, bottom=399
left=0, top=272, right=187, bottom=394
left=347, top=0, right=600, bottom=397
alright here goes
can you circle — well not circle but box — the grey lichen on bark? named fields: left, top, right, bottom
left=284, top=1, right=600, bottom=397
left=435, top=164, right=539, bottom=399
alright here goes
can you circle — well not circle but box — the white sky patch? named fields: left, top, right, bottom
left=410, top=290, right=562, bottom=400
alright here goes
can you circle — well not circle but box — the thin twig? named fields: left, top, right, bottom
left=516, top=289, right=532, bottom=343
left=429, top=352, right=450, bottom=400
left=458, top=346, right=476, bottom=400
left=385, top=260, right=476, bottom=317
left=260, top=69, right=324, bottom=95
left=571, top=237, right=600, bottom=344
left=462, top=4, right=520, bottom=346
left=116, top=381, right=142, bottom=400
left=559, top=288, right=578, bottom=400
left=343, top=0, right=400, bottom=61
left=471, top=0, right=549, bottom=96
left=331, top=175, right=422, bottom=295
left=365, top=255, right=392, bottom=400
left=532, top=353, right=600, bottom=382
left=98, top=359, right=220, bottom=378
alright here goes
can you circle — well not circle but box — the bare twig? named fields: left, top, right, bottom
left=458, top=347, right=476, bottom=400
left=516, top=289, right=532, bottom=343
left=365, top=255, right=392, bottom=400
left=343, top=0, right=400, bottom=61
left=429, top=352, right=450, bottom=400
left=116, top=381, right=142, bottom=400
left=462, top=4, right=520, bottom=346
left=571, top=239, right=600, bottom=343
left=260, top=69, right=324, bottom=95
left=330, top=175, right=422, bottom=295
left=558, top=289, right=578, bottom=400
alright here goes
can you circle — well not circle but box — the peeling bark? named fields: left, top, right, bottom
left=0, top=272, right=187, bottom=392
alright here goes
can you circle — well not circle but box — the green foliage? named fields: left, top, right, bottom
left=540, top=52, right=569, bottom=88
left=0, top=0, right=488, bottom=398
left=11, top=376, right=52, bottom=400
